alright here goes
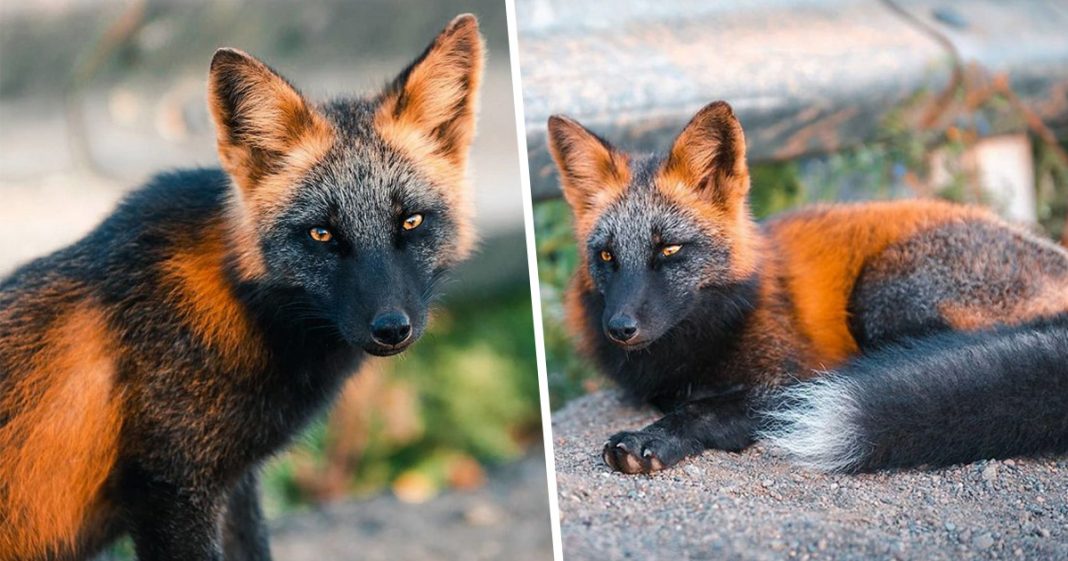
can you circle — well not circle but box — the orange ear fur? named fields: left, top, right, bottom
left=375, top=14, right=485, bottom=173
left=659, top=101, right=749, bottom=211
left=546, top=115, right=630, bottom=225
left=207, top=48, right=333, bottom=195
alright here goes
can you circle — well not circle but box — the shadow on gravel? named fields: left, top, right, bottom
left=553, top=391, right=1068, bottom=561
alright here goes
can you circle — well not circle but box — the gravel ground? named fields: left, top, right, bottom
left=553, top=391, right=1068, bottom=561
left=270, top=452, right=554, bottom=561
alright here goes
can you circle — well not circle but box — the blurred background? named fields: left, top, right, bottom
left=516, top=0, right=1068, bottom=409
left=0, top=0, right=550, bottom=559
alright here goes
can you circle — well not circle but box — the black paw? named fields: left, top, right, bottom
left=602, top=431, right=690, bottom=474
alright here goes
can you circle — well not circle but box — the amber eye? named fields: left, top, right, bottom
left=599, top=250, right=613, bottom=262
left=661, top=244, right=682, bottom=257
left=402, top=213, right=424, bottom=231
left=309, top=227, right=333, bottom=243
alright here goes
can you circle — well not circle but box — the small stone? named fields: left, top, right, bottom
left=945, top=522, right=957, bottom=532
left=973, top=533, right=995, bottom=550
left=1038, top=528, right=1051, bottom=538
left=683, top=464, right=702, bottom=477
left=761, top=479, right=774, bottom=488
left=1004, top=459, right=1016, bottom=467
left=982, top=464, right=998, bottom=481
left=463, top=501, right=503, bottom=527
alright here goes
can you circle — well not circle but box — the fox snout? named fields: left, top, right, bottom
left=369, top=310, right=413, bottom=350
left=605, top=312, right=640, bottom=345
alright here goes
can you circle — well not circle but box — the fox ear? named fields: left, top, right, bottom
left=207, top=48, right=332, bottom=192
left=661, top=101, right=749, bottom=208
left=376, top=14, right=484, bottom=170
left=547, top=115, right=630, bottom=219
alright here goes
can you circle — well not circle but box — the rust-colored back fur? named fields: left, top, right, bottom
left=0, top=301, right=122, bottom=560
left=766, top=199, right=1048, bottom=365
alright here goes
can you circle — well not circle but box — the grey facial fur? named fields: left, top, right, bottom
left=586, top=156, right=734, bottom=346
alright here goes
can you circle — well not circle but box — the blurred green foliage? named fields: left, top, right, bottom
left=261, top=289, right=539, bottom=514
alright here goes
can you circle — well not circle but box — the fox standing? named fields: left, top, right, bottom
left=548, top=101, right=1068, bottom=476
left=0, top=15, right=482, bottom=561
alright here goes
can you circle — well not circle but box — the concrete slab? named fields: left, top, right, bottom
left=517, top=0, right=1068, bottom=199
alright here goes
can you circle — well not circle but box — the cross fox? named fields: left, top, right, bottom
left=0, top=14, right=483, bottom=561
left=547, top=101, right=1068, bottom=476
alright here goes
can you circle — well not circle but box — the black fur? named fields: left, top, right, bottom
left=583, top=275, right=776, bottom=472
left=583, top=276, right=760, bottom=409
left=766, top=313, right=1068, bottom=471
left=2, top=166, right=456, bottom=558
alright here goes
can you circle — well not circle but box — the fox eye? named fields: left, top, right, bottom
left=661, top=244, right=682, bottom=257
left=599, top=250, right=613, bottom=262
left=309, top=227, right=333, bottom=243
left=402, top=213, right=424, bottom=231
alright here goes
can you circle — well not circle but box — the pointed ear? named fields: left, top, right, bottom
left=207, top=48, right=333, bottom=192
left=660, top=101, right=749, bottom=208
left=547, top=115, right=630, bottom=219
left=375, top=14, right=484, bottom=170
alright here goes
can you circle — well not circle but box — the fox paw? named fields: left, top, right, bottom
left=602, top=431, right=683, bottom=474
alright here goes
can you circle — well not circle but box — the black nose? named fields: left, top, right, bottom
left=606, top=314, right=639, bottom=343
left=370, top=311, right=412, bottom=346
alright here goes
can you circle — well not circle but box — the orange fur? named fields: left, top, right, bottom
left=207, top=48, right=336, bottom=278
left=767, top=199, right=997, bottom=365
left=162, top=223, right=264, bottom=372
left=375, top=14, right=484, bottom=260
left=546, top=115, right=632, bottom=240
left=659, top=101, right=749, bottom=212
left=0, top=304, right=122, bottom=560
left=655, top=102, right=759, bottom=280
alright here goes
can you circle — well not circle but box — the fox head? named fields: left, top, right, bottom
left=549, top=102, right=761, bottom=351
left=208, top=15, right=482, bottom=356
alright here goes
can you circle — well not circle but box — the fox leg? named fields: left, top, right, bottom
left=222, top=470, right=272, bottom=561
left=124, top=474, right=226, bottom=561
left=603, top=390, right=756, bottom=474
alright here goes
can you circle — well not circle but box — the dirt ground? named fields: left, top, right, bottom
left=552, top=390, right=1068, bottom=561
left=270, top=452, right=554, bottom=561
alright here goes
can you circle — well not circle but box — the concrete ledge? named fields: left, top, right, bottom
left=518, top=0, right=1068, bottom=199
left=552, top=390, right=1068, bottom=560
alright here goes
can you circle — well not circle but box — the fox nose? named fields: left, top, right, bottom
left=370, top=311, right=412, bottom=347
left=606, top=314, right=639, bottom=344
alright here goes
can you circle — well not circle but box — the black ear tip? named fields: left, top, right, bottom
left=210, top=48, right=253, bottom=71
left=548, top=114, right=578, bottom=132
left=448, top=13, right=479, bottom=32
left=701, top=100, right=736, bottom=118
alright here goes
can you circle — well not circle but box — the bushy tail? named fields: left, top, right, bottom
left=759, top=313, right=1068, bottom=472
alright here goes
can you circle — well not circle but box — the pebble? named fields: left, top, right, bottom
left=944, top=522, right=956, bottom=532
left=761, top=479, right=774, bottom=488
left=973, top=533, right=995, bottom=549
left=982, top=464, right=998, bottom=481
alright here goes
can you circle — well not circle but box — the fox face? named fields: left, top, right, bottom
left=208, top=15, right=482, bottom=356
left=549, top=102, right=760, bottom=350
